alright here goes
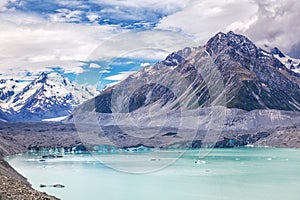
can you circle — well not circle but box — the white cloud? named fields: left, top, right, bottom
left=140, top=62, right=151, bottom=67
left=0, top=11, right=199, bottom=80
left=99, top=69, right=111, bottom=74
left=156, top=0, right=300, bottom=56
left=49, top=8, right=83, bottom=23
left=86, top=13, right=99, bottom=23
left=89, top=63, right=102, bottom=68
left=156, top=0, right=258, bottom=44
left=87, top=30, right=198, bottom=61
left=121, top=49, right=170, bottom=60
left=226, top=16, right=258, bottom=33
left=0, top=11, right=118, bottom=79
left=90, top=0, right=190, bottom=14
left=104, top=71, right=136, bottom=81
left=2, top=0, right=299, bottom=82
left=0, top=59, right=85, bottom=80
left=237, top=0, right=300, bottom=54
left=0, top=0, right=9, bottom=11
left=54, top=0, right=85, bottom=7
left=0, top=9, right=199, bottom=81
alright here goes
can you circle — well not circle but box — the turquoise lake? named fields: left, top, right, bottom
left=6, top=148, right=300, bottom=200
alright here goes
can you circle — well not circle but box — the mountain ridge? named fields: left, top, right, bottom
left=76, top=31, right=300, bottom=115
left=2, top=31, right=300, bottom=122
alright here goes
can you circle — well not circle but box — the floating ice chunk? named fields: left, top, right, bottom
left=195, top=160, right=206, bottom=164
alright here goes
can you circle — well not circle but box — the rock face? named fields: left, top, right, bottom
left=206, top=31, right=300, bottom=111
left=0, top=73, right=97, bottom=122
left=77, top=31, right=300, bottom=114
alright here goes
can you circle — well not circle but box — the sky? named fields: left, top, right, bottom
left=0, top=0, right=299, bottom=88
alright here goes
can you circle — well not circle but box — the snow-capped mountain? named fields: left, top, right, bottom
left=0, top=72, right=98, bottom=122
left=269, top=47, right=300, bottom=73
left=0, top=79, right=28, bottom=104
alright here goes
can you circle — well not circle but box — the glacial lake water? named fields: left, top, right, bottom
left=6, top=148, right=300, bottom=200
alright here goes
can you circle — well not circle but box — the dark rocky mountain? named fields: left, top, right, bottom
left=68, top=31, right=300, bottom=150
left=77, top=31, right=300, bottom=114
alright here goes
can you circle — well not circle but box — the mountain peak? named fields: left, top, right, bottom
left=209, top=31, right=250, bottom=42
left=37, top=71, right=62, bottom=79
left=32, top=72, right=71, bottom=88
left=213, top=31, right=237, bottom=38
left=206, top=31, right=258, bottom=58
left=34, top=72, right=48, bottom=84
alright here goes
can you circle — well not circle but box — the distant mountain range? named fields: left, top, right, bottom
left=77, top=31, right=300, bottom=115
left=0, top=72, right=97, bottom=122
left=2, top=31, right=300, bottom=122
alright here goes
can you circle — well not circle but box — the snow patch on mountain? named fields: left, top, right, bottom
left=0, top=79, right=28, bottom=111
left=0, top=72, right=98, bottom=121
left=267, top=47, right=300, bottom=73
left=274, top=54, right=300, bottom=73
left=42, top=116, right=68, bottom=122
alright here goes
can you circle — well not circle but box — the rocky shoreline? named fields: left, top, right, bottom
left=0, top=154, right=59, bottom=200
left=0, top=173, right=59, bottom=200
left=0, top=122, right=80, bottom=200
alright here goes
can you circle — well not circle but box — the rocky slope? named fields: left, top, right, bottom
left=71, top=106, right=300, bottom=149
left=0, top=73, right=97, bottom=122
left=69, top=31, right=300, bottom=149
left=206, top=32, right=300, bottom=111
left=76, top=31, right=300, bottom=116
left=0, top=173, right=58, bottom=200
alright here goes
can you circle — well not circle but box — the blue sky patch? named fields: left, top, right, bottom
left=75, top=58, right=159, bottom=90
left=6, top=0, right=175, bottom=30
